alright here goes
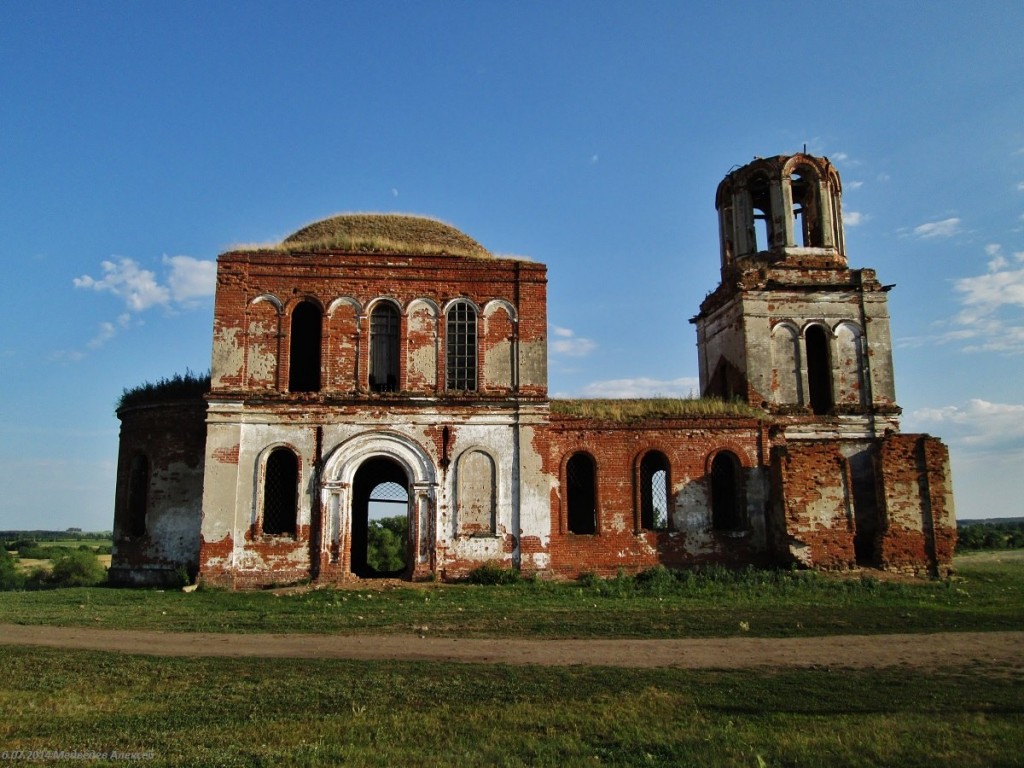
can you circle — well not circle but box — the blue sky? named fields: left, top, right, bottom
left=2, top=1, right=1022, bottom=530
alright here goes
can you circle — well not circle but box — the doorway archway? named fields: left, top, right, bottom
left=351, top=457, right=409, bottom=578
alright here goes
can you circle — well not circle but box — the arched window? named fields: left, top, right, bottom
left=288, top=301, right=322, bottom=393
left=639, top=451, right=670, bottom=531
left=711, top=451, right=745, bottom=532
left=789, top=167, right=823, bottom=247
left=370, top=303, right=400, bottom=392
left=263, top=448, right=298, bottom=536
left=749, top=172, right=774, bottom=252
left=446, top=301, right=477, bottom=391
left=566, top=452, right=597, bottom=535
left=127, top=454, right=149, bottom=538
left=805, top=325, right=833, bottom=415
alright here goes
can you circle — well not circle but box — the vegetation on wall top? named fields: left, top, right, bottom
left=236, top=213, right=496, bottom=260
left=550, top=397, right=766, bottom=422
left=117, top=370, right=210, bottom=411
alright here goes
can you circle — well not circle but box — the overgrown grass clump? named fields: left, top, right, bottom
left=550, top=397, right=765, bottom=421
left=467, top=561, right=522, bottom=585
left=117, top=369, right=210, bottom=411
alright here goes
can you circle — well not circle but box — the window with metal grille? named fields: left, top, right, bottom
left=288, top=301, right=322, bottom=393
left=640, top=451, right=670, bottom=531
left=127, top=454, right=148, bottom=538
left=263, top=448, right=298, bottom=536
left=566, top=452, right=596, bottom=534
left=370, top=303, right=400, bottom=392
left=446, top=301, right=477, bottom=391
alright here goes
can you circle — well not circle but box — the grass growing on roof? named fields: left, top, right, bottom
left=550, top=397, right=766, bottom=421
left=238, top=213, right=495, bottom=259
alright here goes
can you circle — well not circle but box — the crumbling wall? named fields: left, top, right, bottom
left=769, top=440, right=856, bottom=569
left=109, top=400, right=206, bottom=586
left=876, top=433, right=956, bottom=576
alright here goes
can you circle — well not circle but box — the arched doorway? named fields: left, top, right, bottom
left=351, top=457, right=410, bottom=578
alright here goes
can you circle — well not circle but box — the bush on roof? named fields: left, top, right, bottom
left=117, top=369, right=210, bottom=411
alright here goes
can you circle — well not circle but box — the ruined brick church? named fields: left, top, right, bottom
left=110, top=153, right=956, bottom=588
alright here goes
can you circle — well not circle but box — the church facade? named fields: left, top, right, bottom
left=109, top=153, right=956, bottom=588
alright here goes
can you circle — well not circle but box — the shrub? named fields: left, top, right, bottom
left=0, top=547, right=24, bottom=591
left=467, top=561, right=521, bottom=585
left=47, top=550, right=106, bottom=587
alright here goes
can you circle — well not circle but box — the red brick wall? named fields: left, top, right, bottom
left=540, top=416, right=767, bottom=577
left=211, top=250, right=547, bottom=399
left=877, top=433, right=956, bottom=576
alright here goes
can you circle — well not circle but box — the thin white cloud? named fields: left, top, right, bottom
left=74, top=258, right=169, bottom=311
left=75, top=255, right=216, bottom=311
left=165, top=255, right=216, bottom=304
left=913, top=217, right=961, bottom=239
left=909, top=399, right=1024, bottom=450
left=86, top=313, right=132, bottom=350
left=1016, top=181, right=1024, bottom=192
left=66, top=254, right=216, bottom=361
left=847, top=180, right=864, bottom=190
left=550, top=326, right=596, bottom=357
left=909, top=243, right=1024, bottom=354
left=581, top=376, right=699, bottom=398
left=844, top=211, right=867, bottom=227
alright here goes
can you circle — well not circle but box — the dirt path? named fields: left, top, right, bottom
left=2, top=623, right=1021, bottom=670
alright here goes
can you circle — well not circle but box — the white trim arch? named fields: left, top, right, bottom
left=407, top=296, right=441, bottom=317
left=320, top=431, right=438, bottom=572
left=327, top=296, right=362, bottom=317
left=443, top=296, right=482, bottom=316
left=250, top=293, right=283, bottom=313
left=365, top=296, right=404, bottom=316
left=483, top=298, right=518, bottom=321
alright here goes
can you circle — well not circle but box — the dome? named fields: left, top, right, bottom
left=280, top=213, right=492, bottom=259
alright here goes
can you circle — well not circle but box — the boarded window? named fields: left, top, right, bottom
left=711, top=451, right=745, bottom=532
left=771, top=323, right=802, bottom=405
left=370, top=303, right=400, bottom=392
left=446, top=301, right=477, bottom=391
left=127, top=454, right=148, bottom=538
left=805, top=325, right=833, bottom=415
left=457, top=450, right=496, bottom=535
left=639, top=451, right=670, bottom=531
left=834, top=322, right=865, bottom=406
left=566, top=452, right=597, bottom=534
left=263, top=448, right=298, bottom=536
left=288, top=301, right=322, bottom=392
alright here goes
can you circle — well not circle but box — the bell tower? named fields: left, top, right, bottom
left=691, top=153, right=899, bottom=437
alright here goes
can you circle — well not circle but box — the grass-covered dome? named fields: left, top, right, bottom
left=280, top=213, right=492, bottom=259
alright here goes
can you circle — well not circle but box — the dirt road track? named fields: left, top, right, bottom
left=2, top=624, right=1021, bottom=670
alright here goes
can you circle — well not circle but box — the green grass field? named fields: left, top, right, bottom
left=1, top=552, right=1022, bottom=638
left=0, top=648, right=1020, bottom=767
left=1, top=552, right=1021, bottom=766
